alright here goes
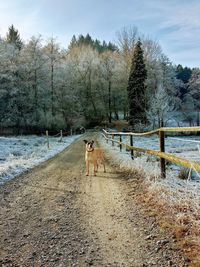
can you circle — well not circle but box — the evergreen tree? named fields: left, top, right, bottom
left=68, top=35, right=77, bottom=49
left=176, top=64, right=192, bottom=84
left=85, top=33, right=93, bottom=45
left=6, top=24, right=23, bottom=50
left=107, top=42, right=118, bottom=52
left=68, top=34, right=117, bottom=53
left=127, top=39, right=147, bottom=127
left=176, top=64, right=192, bottom=98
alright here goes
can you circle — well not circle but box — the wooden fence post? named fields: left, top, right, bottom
left=130, top=135, right=134, bottom=160
left=60, top=130, right=63, bottom=142
left=112, top=134, right=114, bottom=146
left=46, top=130, right=49, bottom=149
left=119, top=135, right=122, bottom=151
left=103, top=130, right=108, bottom=144
left=126, top=135, right=129, bottom=151
left=159, top=130, right=166, bottom=178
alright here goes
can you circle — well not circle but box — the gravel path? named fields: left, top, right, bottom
left=0, top=134, right=188, bottom=267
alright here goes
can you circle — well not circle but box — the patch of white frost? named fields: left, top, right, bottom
left=0, top=135, right=81, bottom=184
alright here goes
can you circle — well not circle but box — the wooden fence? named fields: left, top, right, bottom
left=102, top=127, right=200, bottom=178
left=45, top=129, right=75, bottom=149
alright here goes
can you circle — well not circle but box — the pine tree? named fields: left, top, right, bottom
left=6, top=25, right=23, bottom=50
left=68, top=35, right=77, bottom=49
left=68, top=34, right=117, bottom=53
left=127, top=39, right=147, bottom=127
left=176, top=64, right=192, bottom=84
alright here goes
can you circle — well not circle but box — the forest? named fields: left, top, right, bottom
left=0, top=25, right=199, bottom=134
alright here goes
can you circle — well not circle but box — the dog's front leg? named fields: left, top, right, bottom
left=86, top=160, right=89, bottom=176
left=93, top=161, right=97, bottom=176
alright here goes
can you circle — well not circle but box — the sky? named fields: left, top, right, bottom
left=0, top=0, right=200, bottom=68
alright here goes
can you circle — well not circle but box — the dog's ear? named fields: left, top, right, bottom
left=83, top=140, right=88, bottom=144
left=91, top=140, right=94, bottom=144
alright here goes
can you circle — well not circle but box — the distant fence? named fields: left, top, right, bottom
left=45, top=127, right=85, bottom=149
left=102, top=127, right=200, bottom=178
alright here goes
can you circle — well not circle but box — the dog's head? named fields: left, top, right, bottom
left=83, top=140, right=94, bottom=151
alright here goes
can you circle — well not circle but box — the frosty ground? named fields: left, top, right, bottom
left=0, top=134, right=80, bottom=184
left=1, top=132, right=200, bottom=186
left=0, top=133, right=189, bottom=267
left=99, top=132, right=200, bottom=264
left=105, top=133, right=200, bottom=181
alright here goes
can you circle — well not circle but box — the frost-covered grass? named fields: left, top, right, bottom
left=109, top=134, right=200, bottom=180
left=100, top=132, right=200, bottom=183
left=0, top=134, right=81, bottom=184
left=99, top=134, right=200, bottom=264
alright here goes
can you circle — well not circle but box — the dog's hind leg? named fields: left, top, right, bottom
left=86, top=161, right=89, bottom=176
left=103, top=161, right=106, bottom=173
left=100, top=155, right=106, bottom=173
left=100, top=152, right=106, bottom=173
left=101, top=157, right=106, bottom=173
left=96, top=162, right=99, bottom=172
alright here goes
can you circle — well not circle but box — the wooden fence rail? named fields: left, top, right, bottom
left=102, top=127, right=200, bottom=178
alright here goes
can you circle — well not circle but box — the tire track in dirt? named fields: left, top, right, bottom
left=83, top=168, right=144, bottom=266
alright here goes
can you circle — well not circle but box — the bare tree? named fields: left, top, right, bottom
left=67, top=45, right=100, bottom=120
left=116, top=26, right=138, bottom=75
left=43, top=37, right=61, bottom=117
left=99, top=51, right=116, bottom=122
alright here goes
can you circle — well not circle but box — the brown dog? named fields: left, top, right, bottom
left=83, top=140, right=106, bottom=176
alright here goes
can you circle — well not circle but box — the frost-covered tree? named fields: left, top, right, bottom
left=18, top=36, right=47, bottom=128
left=99, top=51, right=126, bottom=122
left=0, top=40, right=16, bottom=125
left=116, top=26, right=138, bottom=77
left=147, top=84, right=175, bottom=128
left=67, top=45, right=101, bottom=124
left=142, top=38, right=164, bottom=108
left=43, top=38, right=61, bottom=117
left=99, top=51, right=118, bottom=122
left=0, top=28, right=196, bottom=133
left=160, top=55, right=180, bottom=99
left=0, top=37, right=25, bottom=130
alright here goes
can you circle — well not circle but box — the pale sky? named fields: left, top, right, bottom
left=0, top=0, right=200, bottom=67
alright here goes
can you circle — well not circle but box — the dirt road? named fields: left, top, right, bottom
left=0, top=134, right=188, bottom=267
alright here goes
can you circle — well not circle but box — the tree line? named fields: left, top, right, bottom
left=0, top=25, right=199, bottom=134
